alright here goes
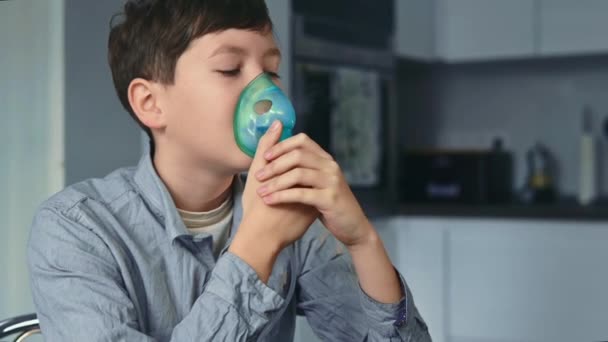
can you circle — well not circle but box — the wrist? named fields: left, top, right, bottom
left=228, top=223, right=282, bottom=283
left=346, top=225, right=403, bottom=304
left=346, top=221, right=381, bottom=252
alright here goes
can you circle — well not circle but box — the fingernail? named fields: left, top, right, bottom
left=257, top=186, right=268, bottom=196
left=270, top=120, right=280, bottom=132
left=263, top=194, right=274, bottom=204
left=255, top=168, right=265, bottom=179
left=264, top=150, right=273, bottom=159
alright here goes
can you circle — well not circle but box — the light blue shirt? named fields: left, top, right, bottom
left=27, top=153, right=431, bottom=341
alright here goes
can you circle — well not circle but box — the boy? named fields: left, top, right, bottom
left=27, top=0, right=431, bottom=341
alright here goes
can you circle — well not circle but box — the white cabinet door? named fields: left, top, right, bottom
left=446, top=218, right=608, bottom=342
left=394, top=0, right=436, bottom=60
left=436, top=0, right=536, bottom=62
left=539, top=0, right=608, bottom=56
left=376, top=217, right=448, bottom=342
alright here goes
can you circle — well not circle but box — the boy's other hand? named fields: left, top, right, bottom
left=252, top=128, right=405, bottom=306
left=229, top=121, right=317, bottom=283
left=254, top=132, right=375, bottom=249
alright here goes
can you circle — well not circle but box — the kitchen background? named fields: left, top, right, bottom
left=2, top=1, right=608, bottom=342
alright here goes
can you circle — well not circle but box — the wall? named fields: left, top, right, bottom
left=64, top=0, right=141, bottom=185
left=266, top=0, right=292, bottom=97
left=0, top=0, right=64, bottom=320
left=399, top=56, right=608, bottom=198
left=0, top=0, right=139, bottom=321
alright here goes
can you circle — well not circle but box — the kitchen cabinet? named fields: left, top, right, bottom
left=376, top=217, right=447, bottom=342
left=539, top=0, right=608, bottom=56
left=296, top=216, right=608, bottom=342
left=435, top=0, right=536, bottom=62
left=394, top=0, right=436, bottom=60
left=375, top=216, right=608, bottom=342
left=395, top=0, right=608, bottom=62
left=395, top=0, right=536, bottom=62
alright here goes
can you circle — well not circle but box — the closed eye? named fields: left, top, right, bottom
left=216, top=69, right=280, bottom=79
left=217, top=69, right=241, bottom=77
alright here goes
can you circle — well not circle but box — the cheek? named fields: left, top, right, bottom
left=166, top=81, right=241, bottom=145
left=200, top=86, right=240, bottom=135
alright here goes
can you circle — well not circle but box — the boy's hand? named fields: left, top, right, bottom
left=229, top=121, right=317, bottom=282
left=254, top=132, right=374, bottom=248
left=238, top=124, right=403, bottom=306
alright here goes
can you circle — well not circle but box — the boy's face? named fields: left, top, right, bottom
left=158, top=28, right=281, bottom=174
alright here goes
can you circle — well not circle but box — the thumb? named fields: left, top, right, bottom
left=252, top=120, right=282, bottom=166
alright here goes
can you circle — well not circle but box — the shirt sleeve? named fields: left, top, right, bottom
left=27, top=206, right=283, bottom=341
left=294, top=220, right=431, bottom=341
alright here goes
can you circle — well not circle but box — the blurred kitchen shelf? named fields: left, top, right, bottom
left=357, top=190, right=608, bottom=221
left=395, top=202, right=608, bottom=221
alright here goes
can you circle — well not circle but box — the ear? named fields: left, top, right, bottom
left=128, top=78, right=167, bottom=130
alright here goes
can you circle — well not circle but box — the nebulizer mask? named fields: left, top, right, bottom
left=233, top=73, right=296, bottom=157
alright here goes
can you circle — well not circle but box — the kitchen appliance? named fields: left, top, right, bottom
left=520, top=142, right=557, bottom=204
left=292, top=5, right=396, bottom=191
left=400, top=143, right=513, bottom=204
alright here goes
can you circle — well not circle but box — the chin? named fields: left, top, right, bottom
left=223, top=148, right=254, bottom=174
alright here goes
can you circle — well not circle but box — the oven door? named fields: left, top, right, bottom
left=293, top=62, right=394, bottom=190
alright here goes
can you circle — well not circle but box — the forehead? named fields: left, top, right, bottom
left=188, top=28, right=279, bottom=57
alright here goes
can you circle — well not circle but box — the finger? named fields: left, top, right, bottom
left=255, top=149, right=333, bottom=181
left=257, top=168, right=328, bottom=197
left=251, top=120, right=283, bottom=169
left=264, top=133, right=333, bottom=161
left=262, top=187, right=330, bottom=208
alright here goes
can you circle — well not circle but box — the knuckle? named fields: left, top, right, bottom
left=292, top=149, right=303, bottom=161
left=329, top=174, right=340, bottom=186
left=329, top=189, right=338, bottom=204
left=329, top=160, right=340, bottom=172
left=307, top=169, right=317, bottom=181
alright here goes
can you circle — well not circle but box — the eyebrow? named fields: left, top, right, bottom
left=209, top=45, right=281, bottom=59
left=263, top=47, right=281, bottom=59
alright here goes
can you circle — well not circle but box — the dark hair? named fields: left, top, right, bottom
left=108, top=0, right=273, bottom=149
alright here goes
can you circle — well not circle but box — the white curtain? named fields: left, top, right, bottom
left=0, top=0, right=64, bottom=318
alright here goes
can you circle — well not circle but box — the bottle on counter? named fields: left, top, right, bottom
left=578, top=106, right=597, bottom=206
left=521, top=142, right=557, bottom=204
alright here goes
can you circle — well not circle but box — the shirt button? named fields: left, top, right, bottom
left=394, top=310, right=407, bottom=327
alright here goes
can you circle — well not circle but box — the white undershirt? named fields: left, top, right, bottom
left=177, top=193, right=233, bottom=258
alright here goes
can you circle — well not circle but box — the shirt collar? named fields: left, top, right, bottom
left=133, top=153, right=245, bottom=243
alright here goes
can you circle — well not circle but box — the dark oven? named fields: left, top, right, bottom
left=291, top=11, right=397, bottom=196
